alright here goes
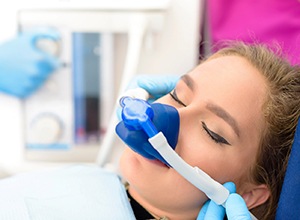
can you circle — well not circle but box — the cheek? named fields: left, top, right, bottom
left=183, top=149, right=246, bottom=184
left=119, top=148, right=138, bottom=181
left=176, top=128, right=250, bottom=185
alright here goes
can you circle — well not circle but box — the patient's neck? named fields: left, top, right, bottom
left=127, top=185, right=198, bottom=220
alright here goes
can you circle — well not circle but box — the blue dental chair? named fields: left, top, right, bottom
left=275, top=119, right=300, bottom=219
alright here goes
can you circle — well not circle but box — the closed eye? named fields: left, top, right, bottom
left=169, top=90, right=187, bottom=107
left=202, top=121, right=231, bottom=145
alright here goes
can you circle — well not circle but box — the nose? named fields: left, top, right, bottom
left=175, top=107, right=195, bottom=149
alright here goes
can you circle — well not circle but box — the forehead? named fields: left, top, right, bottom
left=190, top=55, right=266, bottom=96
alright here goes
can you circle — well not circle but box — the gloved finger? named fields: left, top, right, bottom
left=23, top=89, right=36, bottom=99
left=202, top=199, right=225, bottom=220
left=19, top=66, right=51, bottom=97
left=17, top=78, right=43, bottom=98
left=28, top=77, right=47, bottom=93
left=3, top=88, right=26, bottom=99
left=25, top=28, right=61, bottom=58
left=28, top=27, right=61, bottom=42
left=13, top=85, right=31, bottom=99
left=197, top=200, right=210, bottom=220
left=137, top=75, right=179, bottom=98
left=41, top=53, right=62, bottom=70
left=35, top=55, right=61, bottom=78
left=226, top=193, right=251, bottom=220
left=223, top=182, right=236, bottom=193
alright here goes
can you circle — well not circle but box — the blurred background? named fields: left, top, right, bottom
left=0, top=0, right=203, bottom=176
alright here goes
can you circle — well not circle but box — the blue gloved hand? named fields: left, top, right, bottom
left=197, top=182, right=252, bottom=220
left=0, top=28, right=61, bottom=98
left=136, top=74, right=179, bottom=102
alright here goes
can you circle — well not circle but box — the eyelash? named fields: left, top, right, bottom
left=169, top=91, right=230, bottom=145
left=201, top=121, right=230, bottom=145
left=169, top=90, right=187, bottom=107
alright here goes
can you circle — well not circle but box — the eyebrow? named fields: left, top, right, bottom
left=206, top=103, right=240, bottom=137
left=181, top=74, right=195, bottom=91
left=180, top=74, right=240, bottom=137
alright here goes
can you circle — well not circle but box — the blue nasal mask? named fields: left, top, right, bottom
left=116, top=96, right=179, bottom=166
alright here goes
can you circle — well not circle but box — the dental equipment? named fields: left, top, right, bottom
left=116, top=90, right=257, bottom=219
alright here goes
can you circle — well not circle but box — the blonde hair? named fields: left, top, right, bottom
left=210, top=42, right=300, bottom=219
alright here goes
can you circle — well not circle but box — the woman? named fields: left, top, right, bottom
left=118, top=42, right=300, bottom=219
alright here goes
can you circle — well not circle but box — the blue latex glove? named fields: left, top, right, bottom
left=136, top=74, right=179, bottom=101
left=197, top=182, right=252, bottom=220
left=0, top=28, right=61, bottom=98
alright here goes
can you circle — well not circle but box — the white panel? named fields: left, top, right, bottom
left=137, top=0, right=203, bottom=75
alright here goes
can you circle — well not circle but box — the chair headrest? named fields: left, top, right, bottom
left=276, top=118, right=300, bottom=219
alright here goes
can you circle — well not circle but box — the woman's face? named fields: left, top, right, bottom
left=120, top=55, right=268, bottom=219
